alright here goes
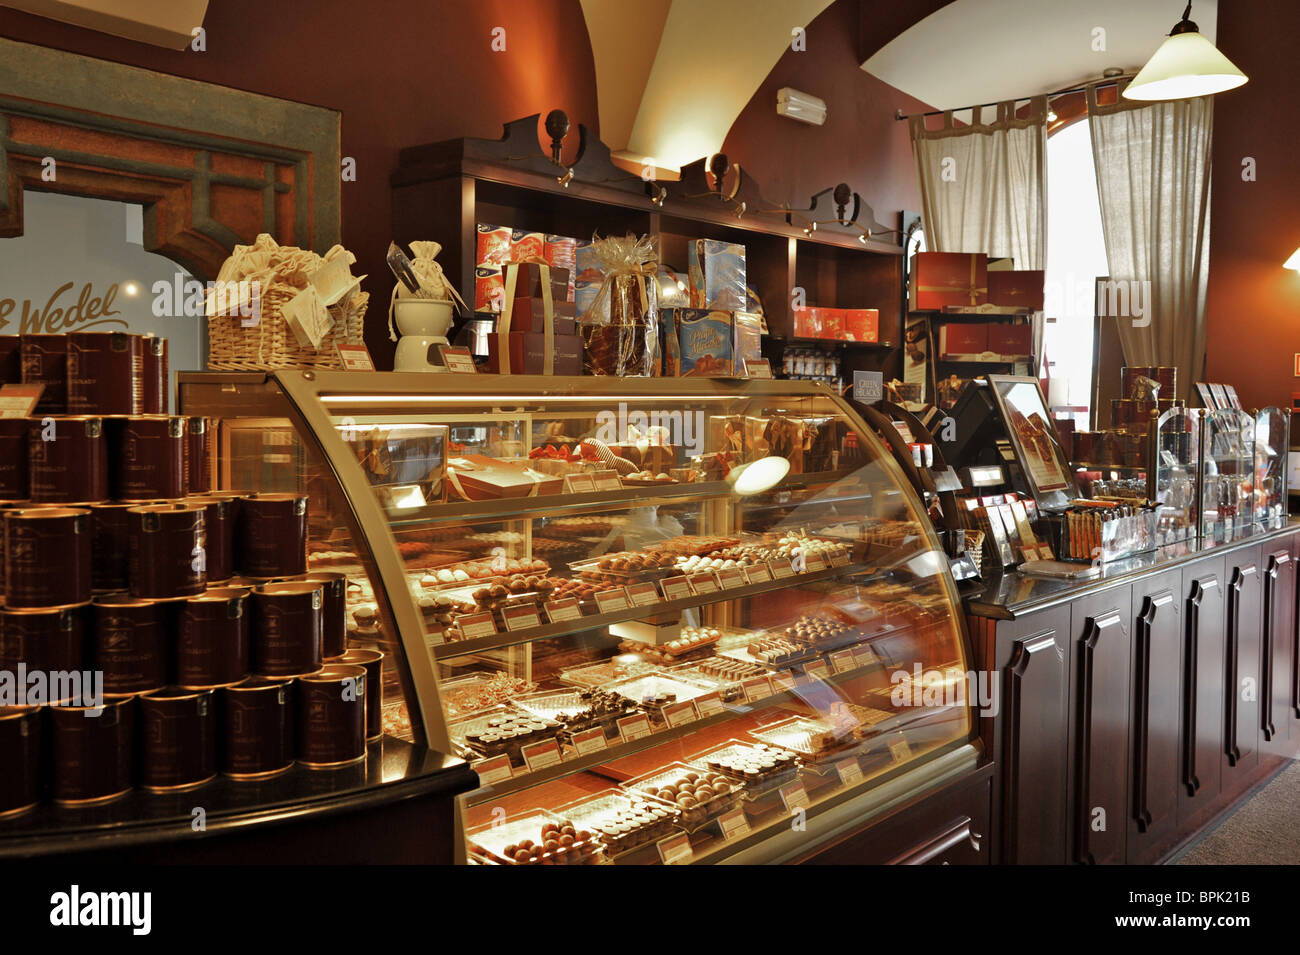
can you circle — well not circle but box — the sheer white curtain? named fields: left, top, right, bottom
left=1087, top=82, right=1213, bottom=401
left=909, top=97, right=1048, bottom=270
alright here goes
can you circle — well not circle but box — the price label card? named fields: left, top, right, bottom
left=771, top=672, right=796, bottom=693
left=829, top=550, right=851, bottom=567
left=851, top=645, right=878, bottom=669
left=743, top=676, right=773, bottom=703
left=716, top=567, right=747, bottom=589
left=617, top=713, right=653, bottom=742
left=743, top=358, right=773, bottom=379
left=571, top=727, right=608, bottom=756
left=695, top=692, right=724, bottom=717
left=335, top=342, right=375, bottom=371
left=564, top=473, right=596, bottom=494
left=836, top=757, right=863, bottom=787
left=657, top=833, right=693, bottom=865
left=744, top=563, right=772, bottom=585
left=626, top=581, right=660, bottom=607
left=592, top=470, right=622, bottom=492
left=502, top=604, right=542, bottom=632
left=455, top=612, right=497, bottom=641
left=770, top=560, right=795, bottom=579
left=888, top=733, right=912, bottom=763
left=805, top=552, right=828, bottom=572
left=804, top=659, right=832, bottom=681
left=521, top=738, right=563, bottom=772
left=688, top=572, right=720, bottom=595
left=0, top=384, right=44, bottom=418
left=544, top=598, right=581, bottom=623
left=594, top=588, right=631, bottom=614
left=718, top=808, right=751, bottom=841
left=660, top=576, right=693, bottom=600
left=438, top=344, right=477, bottom=373
left=779, top=780, right=809, bottom=811
left=830, top=648, right=857, bottom=674
left=471, top=754, right=513, bottom=785
left=663, top=700, right=697, bottom=727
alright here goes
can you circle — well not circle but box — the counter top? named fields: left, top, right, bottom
left=965, top=520, right=1299, bottom=620
left=0, top=738, right=477, bottom=858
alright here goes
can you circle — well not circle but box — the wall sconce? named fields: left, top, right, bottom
left=545, top=109, right=576, bottom=187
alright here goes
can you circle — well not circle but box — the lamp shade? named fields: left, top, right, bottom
left=1284, top=248, right=1300, bottom=271
left=1124, top=31, right=1248, bottom=101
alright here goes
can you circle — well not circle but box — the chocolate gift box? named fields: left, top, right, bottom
left=486, top=262, right=577, bottom=373
left=910, top=252, right=988, bottom=310
left=938, top=323, right=988, bottom=358
left=506, top=297, right=577, bottom=335
left=986, top=322, right=1033, bottom=360
left=843, top=309, right=879, bottom=343
left=987, top=270, right=1045, bottom=310
left=509, top=262, right=571, bottom=302
left=669, top=308, right=734, bottom=377
left=688, top=239, right=746, bottom=311
left=734, top=311, right=763, bottom=369
left=485, top=332, right=582, bottom=375
left=445, top=455, right=564, bottom=501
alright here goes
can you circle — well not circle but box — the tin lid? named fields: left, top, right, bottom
left=242, top=492, right=308, bottom=503
left=225, top=675, right=293, bottom=693
left=5, top=506, right=92, bottom=521
left=300, top=571, right=348, bottom=583
left=254, top=581, right=323, bottom=597
left=128, top=501, right=206, bottom=516
left=328, top=648, right=384, bottom=666
left=186, top=586, right=250, bottom=602
left=92, top=593, right=159, bottom=608
left=0, top=705, right=40, bottom=719
left=140, top=685, right=215, bottom=702
left=193, top=490, right=249, bottom=501
left=299, top=663, right=366, bottom=684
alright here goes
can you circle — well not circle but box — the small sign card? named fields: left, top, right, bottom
left=663, top=700, right=697, bottom=728
left=335, top=342, right=375, bottom=371
left=888, top=733, right=912, bottom=763
left=617, top=713, right=653, bottom=742
left=743, top=676, right=773, bottom=703
left=718, top=808, right=750, bottom=841
left=501, top=604, right=543, bottom=632
left=592, top=469, right=622, bottom=491
left=571, top=727, right=608, bottom=756
left=688, top=572, right=720, bottom=595
left=805, top=552, right=828, bottom=573
left=694, top=692, right=724, bottom=718
left=626, top=581, right=660, bottom=608
left=836, top=757, right=863, bottom=787
left=471, top=754, right=513, bottom=785
left=779, top=780, right=809, bottom=811
left=744, top=563, right=773, bottom=585
left=521, top=738, right=563, bottom=772
left=770, top=560, right=795, bottom=579
left=743, top=358, right=773, bottom=379
left=660, top=576, right=693, bottom=600
left=544, top=598, right=581, bottom=623
left=564, top=473, right=596, bottom=494
left=828, top=550, right=851, bottom=568
left=594, top=588, right=631, bottom=614
left=437, top=344, right=477, bottom=373
left=804, top=659, right=832, bottom=681
left=455, top=612, right=497, bottom=641
left=852, top=645, right=877, bottom=669
left=830, top=648, right=857, bottom=674
left=716, top=567, right=747, bottom=589
left=657, top=833, right=693, bottom=865
left=0, top=384, right=43, bottom=418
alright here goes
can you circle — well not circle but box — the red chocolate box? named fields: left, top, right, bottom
left=986, top=322, right=1033, bottom=359
left=987, top=270, right=1045, bottom=310
left=910, top=252, right=988, bottom=310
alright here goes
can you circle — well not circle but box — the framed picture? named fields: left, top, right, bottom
left=986, top=374, right=1080, bottom=511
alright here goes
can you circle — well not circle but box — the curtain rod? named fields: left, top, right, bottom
left=893, top=73, right=1135, bottom=122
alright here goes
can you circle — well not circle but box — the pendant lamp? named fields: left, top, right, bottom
left=1124, top=2, right=1248, bottom=101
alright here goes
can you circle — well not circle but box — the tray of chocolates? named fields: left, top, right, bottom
left=666, top=662, right=747, bottom=703
left=467, top=810, right=604, bottom=866
left=449, top=704, right=563, bottom=768
left=440, top=671, right=535, bottom=719
left=749, top=714, right=857, bottom=760
left=570, top=550, right=681, bottom=580
left=617, top=625, right=722, bottom=666
left=606, top=673, right=712, bottom=725
left=623, top=763, right=742, bottom=831
left=514, top=687, right=640, bottom=741
left=558, top=655, right=659, bottom=689
left=555, top=791, right=681, bottom=858
left=691, top=740, right=802, bottom=795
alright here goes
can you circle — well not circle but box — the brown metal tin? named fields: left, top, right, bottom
left=92, top=594, right=169, bottom=694
left=251, top=581, right=323, bottom=677
left=88, top=501, right=155, bottom=593
left=296, top=663, right=366, bottom=768
left=20, top=334, right=67, bottom=415
left=0, top=418, right=29, bottom=500
left=300, top=571, right=347, bottom=659
left=114, top=415, right=187, bottom=500
left=66, top=331, right=144, bottom=415
left=326, top=647, right=383, bottom=740
left=4, top=507, right=92, bottom=608
left=187, top=496, right=233, bottom=582
left=50, top=696, right=134, bottom=804
left=142, top=334, right=169, bottom=415
left=28, top=416, right=108, bottom=503
left=236, top=493, right=308, bottom=578
left=138, top=686, right=216, bottom=791
left=0, top=335, right=21, bottom=384
left=127, top=502, right=207, bottom=600
left=0, top=706, right=41, bottom=817
left=187, top=416, right=212, bottom=493
left=176, top=586, right=250, bottom=688
left=220, top=675, right=294, bottom=778
left=0, top=604, right=86, bottom=677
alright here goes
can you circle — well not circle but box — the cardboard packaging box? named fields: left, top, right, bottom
left=938, top=323, right=989, bottom=358
left=988, top=270, right=1045, bottom=310
left=793, top=306, right=819, bottom=338
left=734, top=311, right=763, bottom=368
left=661, top=310, right=681, bottom=377
left=671, top=308, right=735, bottom=376
left=986, top=322, right=1033, bottom=359
left=504, top=297, right=577, bottom=336
left=445, top=454, right=563, bottom=500
left=507, top=262, right=570, bottom=302
left=843, top=309, right=879, bottom=343
left=475, top=223, right=513, bottom=267
left=574, top=241, right=608, bottom=322
left=910, top=252, right=989, bottom=310
left=688, top=239, right=746, bottom=310
left=816, top=308, right=845, bottom=339
left=485, top=331, right=582, bottom=375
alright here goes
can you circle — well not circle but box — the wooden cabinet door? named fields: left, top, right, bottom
left=1126, top=569, right=1182, bottom=865
left=997, top=606, right=1070, bottom=865
left=1261, top=546, right=1297, bottom=759
left=1291, top=533, right=1300, bottom=746
left=1179, top=557, right=1226, bottom=830
left=1069, top=588, right=1132, bottom=865
left=1222, top=548, right=1262, bottom=792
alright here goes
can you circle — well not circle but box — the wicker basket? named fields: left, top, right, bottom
left=207, top=283, right=369, bottom=371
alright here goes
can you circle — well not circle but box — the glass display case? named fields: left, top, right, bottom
left=1253, top=407, right=1290, bottom=528
left=1151, top=406, right=1202, bottom=545
left=1199, top=408, right=1255, bottom=543
left=178, top=371, right=979, bottom=865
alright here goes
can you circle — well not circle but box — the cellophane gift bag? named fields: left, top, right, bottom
left=578, top=234, right=661, bottom=377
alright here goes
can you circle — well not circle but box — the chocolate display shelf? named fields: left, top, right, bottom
left=429, top=560, right=880, bottom=660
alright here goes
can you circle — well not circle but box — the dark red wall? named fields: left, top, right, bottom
left=0, top=0, right=599, bottom=366
left=1205, top=0, right=1300, bottom=414
left=722, top=0, right=936, bottom=228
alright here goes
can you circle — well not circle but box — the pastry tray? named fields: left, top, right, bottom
left=688, top=739, right=801, bottom=796
left=554, top=790, right=682, bottom=858
left=620, top=761, right=744, bottom=833
left=466, top=808, right=605, bottom=866
left=557, top=657, right=659, bottom=689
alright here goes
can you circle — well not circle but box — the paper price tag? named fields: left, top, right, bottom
left=455, top=612, right=497, bottom=640
left=888, top=733, right=912, bottom=763
left=771, top=672, right=796, bottom=693
left=779, top=780, right=809, bottom=811
left=805, top=552, right=828, bottom=572
left=438, top=344, right=477, bottom=373
left=544, top=598, right=581, bottom=623
left=564, top=473, right=596, bottom=494
left=626, top=581, right=660, bottom=607
left=695, top=692, right=724, bottom=717
left=804, top=659, right=832, bottom=681
left=718, top=808, right=750, bottom=841
left=851, top=645, right=877, bottom=669
left=592, top=470, right=622, bottom=491
left=836, top=757, right=863, bottom=787
left=594, top=588, right=631, bottom=614
left=743, top=676, right=773, bottom=703
left=770, top=560, right=795, bottom=579
left=830, top=649, right=857, bottom=674
left=571, top=727, right=607, bottom=756
left=743, top=358, right=772, bottom=379
left=521, top=738, right=563, bottom=772
left=688, top=572, right=720, bottom=595
left=716, top=567, right=747, bottom=589
left=502, top=604, right=542, bottom=632
left=663, top=700, right=697, bottom=727
left=335, top=343, right=375, bottom=371
left=657, top=833, right=693, bottom=865
left=471, top=754, right=513, bottom=785
left=828, top=550, right=851, bottom=567
left=660, top=576, right=693, bottom=600
left=617, top=713, right=653, bottom=742
left=744, top=563, right=773, bottom=584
